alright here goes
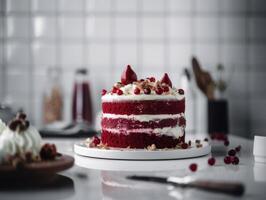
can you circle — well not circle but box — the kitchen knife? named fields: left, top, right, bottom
left=127, top=175, right=245, bottom=196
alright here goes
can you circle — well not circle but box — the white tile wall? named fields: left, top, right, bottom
left=1, top=0, right=266, bottom=137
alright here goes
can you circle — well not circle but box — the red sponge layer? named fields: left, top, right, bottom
left=102, top=117, right=186, bottom=129
left=102, top=99, right=185, bottom=115
left=101, top=130, right=185, bottom=149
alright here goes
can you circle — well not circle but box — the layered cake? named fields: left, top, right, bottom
left=100, top=65, right=186, bottom=149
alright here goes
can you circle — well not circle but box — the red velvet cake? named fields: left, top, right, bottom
left=101, top=65, right=186, bottom=149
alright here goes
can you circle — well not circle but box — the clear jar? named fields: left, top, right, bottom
left=42, top=67, right=64, bottom=124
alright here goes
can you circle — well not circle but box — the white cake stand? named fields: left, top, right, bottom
left=74, top=141, right=211, bottom=160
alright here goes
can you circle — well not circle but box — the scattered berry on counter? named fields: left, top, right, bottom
left=235, top=145, right=241, bottom=152
left=208, top=157, right=216, bottom=166
left=231, top=156, right=239, bottom=165
left=189, top=163, right=198, bottom=172
left=228, top=149, right=236, bottom=156
left=224, top=156, right=231, bottom=164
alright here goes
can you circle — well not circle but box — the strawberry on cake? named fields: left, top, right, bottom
left=100, top=65, right=186, bottom=149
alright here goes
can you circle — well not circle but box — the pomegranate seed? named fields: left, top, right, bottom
left=189, top=163, right=198, bottom=172
left=224, top=140, right=230, bottom=146
left=178, top=89, right=184, bottom=95
left=112, top=87, right=118, bottom=93
left=208, top=157, right=216, bottom=166
left=92, top=136, right=101, bottom=146
left=235, top=145, right=241, bottom=152
left=144, top=88, right=151, bottom=94
left=149, top=77, right=156, bottom=82
left=204, top=138, right=209, bottom=142
left=101, top=89, right=107, bottom=96
left=181, top=143, right=188, bottom=149
left=231, top=156, right=239, bottom=165
left=224, top=156, right=231, bottom=164
left=155, top=87, right=163, bottom=95
left=134, top=88, right=141, bottom=95
left=163, top=86, right=169, bottom=92
left=228, top=149, right=236, bottom=156
left=117, top=89, right=123, bottom=95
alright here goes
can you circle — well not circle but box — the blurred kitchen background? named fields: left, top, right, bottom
left=0, top=0, right=266, bottom=138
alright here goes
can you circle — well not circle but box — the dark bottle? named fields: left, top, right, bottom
left=72, top=68, right=93, bottom=125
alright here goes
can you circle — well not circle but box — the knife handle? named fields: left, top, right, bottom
left=189, top=180, right=245, bottom=196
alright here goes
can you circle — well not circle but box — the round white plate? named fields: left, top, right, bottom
left=74, top=142, right=211, bottom=160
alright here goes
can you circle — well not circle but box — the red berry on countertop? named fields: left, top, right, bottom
left=228, top=149, right=236, bottom=156
left=121, top=65, right=137, bottom=85
left=224, top=156, right=231, bottom=164
left=231, top=156, right=239, bottom=165
left=181, top=143, right=188, bottom=149
left=235, top=145, right=241, bottom=152
left=208, top=157, right=216, bottom=166
left=178, top=89, right=184, bottom=95
left=224, top=140, right=230, bottom=146
left=92, top=136, right=101, bottom=146
left=102, top=89, right=107, bottom=96
left=161, top=73, right=172, bottom=87
left=162, top=85, right=169, bottom=92
left=144, top=88, right=151, bottom=94
left=155, top=87, right=163, bottom=95
left=117, top=89, right=123, bottom=95
left=189, top=163, right=198, bottom=172
left=134, top=87, right=141, bottom=95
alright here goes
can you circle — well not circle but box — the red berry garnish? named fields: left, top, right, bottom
left=102, top=89, right=107, bottom=96
left=140, top=79, right=145, bottom=82
left=117, top=89, right=123, bottom=95
left=40, top=143, right=57, bottom=160
left=208, top=157, right=216, bottom=166
left=155, top=87, right=163, bottom=95
left=149, top=77, right=156, bottom=82
left=121, top=65, right=137, bottom=85
left=231, top=156, right=239, bottom=165
left=224, top=156, right=231, bottom=164
left=235, top=145, right=241, bottom=152
left=162, top=85, right=169, bottom=92
left=161, top=73, right=172, bottom=87
left=92, top=136, right=101, bottom=146
left=134, top=87, right=141, bottom=95
left=189, top=163, right=198, bottom=172
left=228, top=149, right=236, bottom=156
left=224, top=140, right=230, bottom=146
left=178, top=89, right=184, bottom=95
left=144, top=88, right=151, bottom=94
left=112, top=87, right=118, bottom=93
left=181, top=143, right=188, bottom=149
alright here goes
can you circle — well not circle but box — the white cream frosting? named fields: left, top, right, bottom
left=0, top=126, right=42, bottom=162
left=103, top=126, right=184, bottom=138
left=0, top=119, right=6, bottom=134
left=102, top=113, right=184, bottom=122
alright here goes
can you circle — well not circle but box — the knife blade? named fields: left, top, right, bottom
left=127, top=175, right=245, bottom=196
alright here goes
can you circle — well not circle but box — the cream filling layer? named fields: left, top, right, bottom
left=102, top=94, right=185, bottom=102
left=103, top=126, right=184, bottom=138
left=102, top=113, right=184, bottom=122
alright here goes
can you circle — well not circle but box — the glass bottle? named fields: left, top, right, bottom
left=72, top=68, right=93, bottom=125
left=43, top=67, right=64, bottom=124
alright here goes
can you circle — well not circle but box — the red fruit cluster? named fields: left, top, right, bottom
left=224, top=156, right=240, bottom=165
left=40, top=143, right=57, bottom=160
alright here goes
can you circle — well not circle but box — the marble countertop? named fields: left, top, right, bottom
left=0, top=135, right=266, bottom=200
